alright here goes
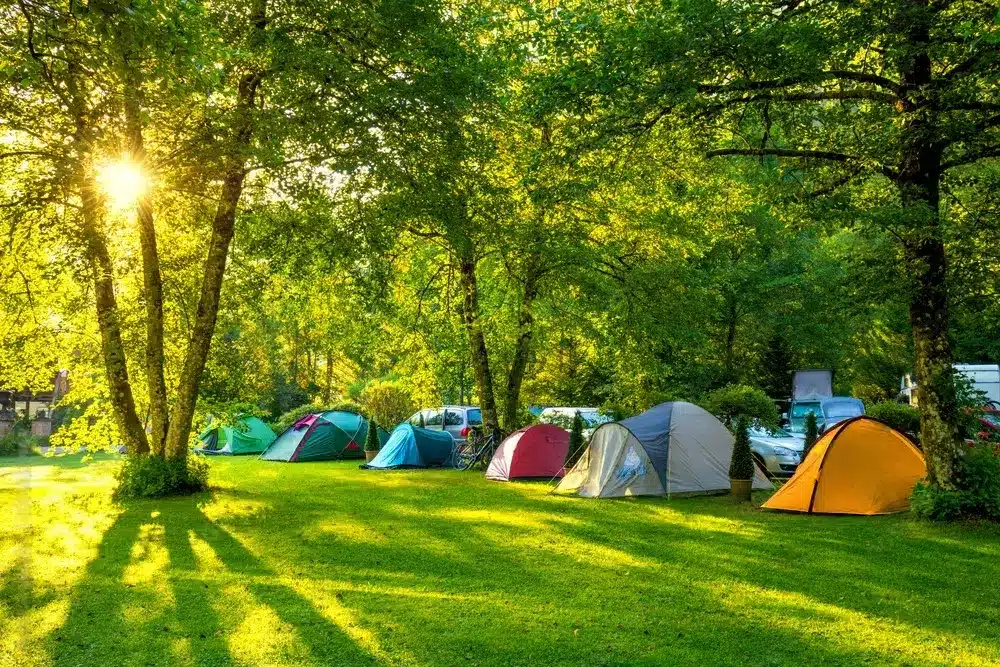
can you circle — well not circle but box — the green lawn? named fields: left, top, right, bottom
left=2, top=455, right=999, bottom=666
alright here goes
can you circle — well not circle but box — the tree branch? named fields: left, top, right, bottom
left=698, top=70, right=901, bottom=95
left=706, top=147, right=898, bottom=179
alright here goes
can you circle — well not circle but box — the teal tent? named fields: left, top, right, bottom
left=362, top=423, right=455, bottom=469
left=261, top=411, right=388, bottom=462
left=195, top=416, right=276, bottom=456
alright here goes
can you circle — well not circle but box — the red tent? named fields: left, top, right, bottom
left=486, top=424, right=570, bottom=481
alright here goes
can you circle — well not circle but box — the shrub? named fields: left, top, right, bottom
left=364, top=418, right=381, bottom=452
left=701, top=384, right=779, bottom=429
left=360, top=380, right=415, bottom=430
left=911, top=443, right=1000, bottom=521
left=0, top=434, right=20, bottom=457
left=270, top=400, right=363, bottom=435
left=566, top=411, right=586, bottom=467
left=868, top=401, right=921, bottom=438
left=802, top=411, right=819, bottom=459
left=418, top=412, right=426, bottom=428
left=729, top=417, right=755, bottom=480
left=113, top=454, right=210, bottom=500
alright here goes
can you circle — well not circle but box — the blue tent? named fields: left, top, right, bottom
left=363, top=423, right=455, bottom=469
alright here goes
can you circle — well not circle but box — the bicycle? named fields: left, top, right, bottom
left=453, top=426, right=500, bottom=471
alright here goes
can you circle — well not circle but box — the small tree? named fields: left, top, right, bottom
left=567, top=410, right=586, bottom=467
left=802, top=412, right=819, bottom=460
left=418, top=412, right=426, bottom=428
left=364, top=419, right=381, bottom=453
left=702, top=384, right=779, bottom=430
left=729, top=417, right=755, bottom=481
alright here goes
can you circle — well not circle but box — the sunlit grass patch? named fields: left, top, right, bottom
left=2, top=454, right=1000, bottom=666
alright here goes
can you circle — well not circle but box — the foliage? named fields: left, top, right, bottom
left=364, top=417, right=381, bottom=453
left=802, top=412, right=820, bottom=460
left=359, top=380, right=415, bottom=431
left=418, top=412, right=426, bottom=428
left=566, top=411, right=586, bottom=468
left=269, top=400, right=364, bottom=436
left=113, top=454, right=210, bottom=500
left=868, top=402, right=922, bottom=438
left=702, top=384, right=779, bottom=429
left=911, top=444, right=1000, bottom=521
left=729, top=417, right=755, bottom=480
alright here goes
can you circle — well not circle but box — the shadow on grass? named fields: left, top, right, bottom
left=48, top=496, right=382, bottom=666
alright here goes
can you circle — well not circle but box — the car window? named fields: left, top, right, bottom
left=424, top=409, right=443, bottom=426
left=443, top=410, right=463, bottom=426
left=467, top=409, right=482, bottom=426
left=790, top=403, right=821, bottom=418
left=751, top=425, right=792, bottom=437
left=824, top=403, right=863, bottom=419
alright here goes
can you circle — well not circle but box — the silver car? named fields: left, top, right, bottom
left=409, top=405, right=482, bottom=444
left=749, top=424, right=803, bottom=477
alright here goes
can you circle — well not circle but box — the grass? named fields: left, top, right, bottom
left=2, top=454, right=1000, bottom=666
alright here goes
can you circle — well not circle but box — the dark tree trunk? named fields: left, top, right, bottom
left=124, top=81, right=169, bottom=455
left=457, top=256, right=500, bottom=434
left=502, top=264, right=540, bottom=431
left=897, top=0, right=962, bottom=488
left=164, top=170, right=248, bottom=458
left=722, top=295, right=739, bottom=383
left=324, top=348, right=333, bottom=403
left=80, top=172, right=149, bottom=454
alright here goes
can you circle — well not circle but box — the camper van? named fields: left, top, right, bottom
left=900, top=364, right=1000, bottom=406
left=785, top=369, right=865, bottom=435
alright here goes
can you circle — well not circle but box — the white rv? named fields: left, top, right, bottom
left=900, top=364, right=1000, bottom=406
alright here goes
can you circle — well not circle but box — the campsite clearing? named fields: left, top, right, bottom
left=3, top=454, right=1000, bottom=667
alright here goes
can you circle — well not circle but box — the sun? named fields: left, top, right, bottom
left=95, top=157, right=148, bottom=211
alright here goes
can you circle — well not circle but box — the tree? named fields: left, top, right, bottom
left=567, top=410, right=586, bottom=467
left=536, top=0, right=1000, bottom=490
left=364, top=417, right=381, bottom=454
left=729, top=416, right=755, bottom=481
left=803, top=412, right=820, bottom=460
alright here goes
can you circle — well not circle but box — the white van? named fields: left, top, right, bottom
left=901, top=364, right=1000, bottom=406
left=537, top=407, right=613, bottom=438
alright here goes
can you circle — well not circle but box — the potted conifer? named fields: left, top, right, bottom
left=729, top=416, right=754, bottom=502
left=802, top=411, right=819, bottom=460
left=364, top=419, right=381, bottom=463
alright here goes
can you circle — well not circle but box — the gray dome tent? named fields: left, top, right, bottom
left=555, top=401, right=772, bottom=498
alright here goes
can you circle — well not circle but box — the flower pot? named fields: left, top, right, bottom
left=364, top=450, right=378, bottom=463
left=730, top=478, right=752, bottom=502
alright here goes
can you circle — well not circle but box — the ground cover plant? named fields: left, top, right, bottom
left=3, top=455, right=1000, bottom=667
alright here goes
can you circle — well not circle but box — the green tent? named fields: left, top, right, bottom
left=260, top=410, right=389, bottom=462
left=195, top=416, right=276, bottom=456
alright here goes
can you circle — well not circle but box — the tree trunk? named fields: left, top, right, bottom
left=324, top=348, right=334, bottom=403
left=897, top=0, right=962, bottom=488
left=123, top=69, right=169, bottom=455
left=163, top=4, right=265, bottom=457
left=722, top=295, right=738, bottom=383
left=502, top=264, right=540, bottom=430
left=80, top=171, right=149, bottom=454
left=163, top=170, right=248, bottom=458
left=457, top=256, right=500, bottom=433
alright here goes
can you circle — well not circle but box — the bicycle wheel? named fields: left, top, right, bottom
left=453, top=442, right=477, bottom=471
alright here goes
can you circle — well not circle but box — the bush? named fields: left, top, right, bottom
left=729, top=417, right=755, bottom=480
left=360, top=380, right=415, bottom=430
left=868, top=401, right=921, bottom=438
left=0, top=434, right=20, bottom=456
left=911, top=443, right=1000, bottom=521
left=270, top=400, right=363, bottom=435
left=566, top=411, right=586, bottom=468
left=701, top=384, right=779, bottom=429
left=364, top=418, right=381, bottom=452
left=114, top=454, right=210, bottom=500
left=802, top=411, right=819, bottom=459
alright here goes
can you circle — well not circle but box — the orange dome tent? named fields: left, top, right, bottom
left=762, top=416, right=926, bottom=515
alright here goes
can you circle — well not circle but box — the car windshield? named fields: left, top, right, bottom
left=466, top=409, right=482, bottom=426
left=790, top=403, right=821, bottom=419
left=824, top=402, right=863, bottom=419
left=750, top=425, right=792, bottom=438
